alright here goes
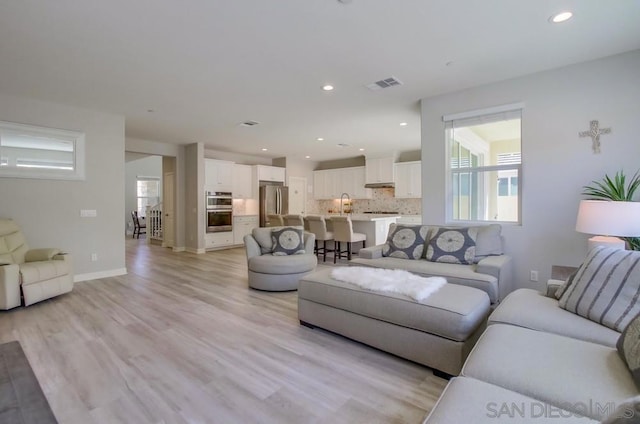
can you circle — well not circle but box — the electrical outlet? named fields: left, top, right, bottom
left=530, top=270, right=539, bottom=282
left=91, top=253, right=98, bottom=262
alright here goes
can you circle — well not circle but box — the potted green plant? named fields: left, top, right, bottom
left=582, top=170, right=640, bottom=250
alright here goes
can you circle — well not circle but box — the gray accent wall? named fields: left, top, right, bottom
left=0, top=93, right=126, bottom=279
left=420, top=50, right=640, bottom=290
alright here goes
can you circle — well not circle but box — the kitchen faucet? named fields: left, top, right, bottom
left=340, top=193, right=351, bottom=216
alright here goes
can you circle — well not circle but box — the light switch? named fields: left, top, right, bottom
left=80, top=209, right=97, bottom=218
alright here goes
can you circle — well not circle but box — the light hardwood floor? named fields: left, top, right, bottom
left=0, top=239, right=447, bottom=423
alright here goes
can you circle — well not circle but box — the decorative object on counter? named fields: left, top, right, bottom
left=581, top=170, right=640, bottom=250
left=578, top=119, right=611, bottom=154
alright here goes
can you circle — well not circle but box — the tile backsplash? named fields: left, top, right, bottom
left=309, top=188, right=421, bottom=215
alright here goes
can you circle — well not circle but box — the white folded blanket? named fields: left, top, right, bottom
left=330, top=266, right=446, bottom=302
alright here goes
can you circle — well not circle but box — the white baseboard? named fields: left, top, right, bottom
left=74, top=268, right=127, bottom=283
left=185, top=247, right=205, bottom=254
left=172, top=246, right=186, bottom=252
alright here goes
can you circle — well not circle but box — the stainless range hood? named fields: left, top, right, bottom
left=364, top=182, right=395, bottom=189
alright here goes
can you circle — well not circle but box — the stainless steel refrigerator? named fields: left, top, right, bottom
left=259, top=183, right=289, bottom=227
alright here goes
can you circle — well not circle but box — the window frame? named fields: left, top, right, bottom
left=136, top=177, right=160, bottom=218
left=443, top=104, right=523, bottom=225
left=0, top=120, right=85, bottom=180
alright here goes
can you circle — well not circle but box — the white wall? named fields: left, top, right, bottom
left=421, top=50, right=640, bottom=290
left=0, top=93, right=126, bottom=280
left=125, top=154, right=163, bottom=233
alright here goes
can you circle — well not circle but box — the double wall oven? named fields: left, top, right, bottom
left=206, top=191, right=233, bottom=233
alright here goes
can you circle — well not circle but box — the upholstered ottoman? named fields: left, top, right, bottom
left=298, top=267, right=491, bottom=375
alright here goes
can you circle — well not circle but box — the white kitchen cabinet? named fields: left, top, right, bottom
left=233, top=215, right=259, bottom=245
left=205, top=159, right=234, bottom=192
left=256, top=165, right=286, bottom=183
left=394, top=161, right=422, bottom=198
left=365, top=157, right=395, bottom=184
left=313, top=167, right=372, bottom=200
left=232, top=164, right=253, bottom=199
left=205, top=231, right=234, bottom=249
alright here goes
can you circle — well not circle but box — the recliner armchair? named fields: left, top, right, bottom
left=0, top=218, right=73, bottom=309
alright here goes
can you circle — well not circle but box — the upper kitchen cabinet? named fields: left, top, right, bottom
left=394, top=161, right=422, bottom=198
left=205, top=159, right=234, bottom=192
left=365, top=157, right=395, bottom=185
left=256, top=165, right=286, bottom=183
left=313, top=167, right=371, bottom=199
left=232, top=164, right=253, bottom=199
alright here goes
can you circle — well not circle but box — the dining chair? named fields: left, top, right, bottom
left=330, top=216, right=366, bottom=263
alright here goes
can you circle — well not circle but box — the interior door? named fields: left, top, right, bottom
left=288, top=176, right=307, bottom=215
left=163, top=171, right=175, bottom=248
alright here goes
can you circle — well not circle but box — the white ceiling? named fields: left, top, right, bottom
left=1, top=1, right=639, bottom=162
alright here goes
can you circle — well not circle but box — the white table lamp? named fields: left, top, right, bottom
left=576, top=200, right=640, bottom=250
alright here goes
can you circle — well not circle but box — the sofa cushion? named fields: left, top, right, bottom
left=426, top=227, right=477, bottom=265
left=382, top=224, right=430, bottom=260
left=617, top=313, right=640, bottom=389
left=349, top=256, right=499, bottom=303
left=474, top=224, right=503, bottom=260
left=489, top=288, right=620, bottom=347
left=462, top=325, right=638, bottom=421
left=423, top=377, right=597, bottom=424
left=558, top=247, right=640, bottom=332
left=248, top=253, right=316, bottom=275
left=299, top=268, right=490, bottom=342
left=271, top=227, right=305, bottom=256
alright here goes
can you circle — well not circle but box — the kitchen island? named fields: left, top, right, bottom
left=324, top=214, right=399, bottom=247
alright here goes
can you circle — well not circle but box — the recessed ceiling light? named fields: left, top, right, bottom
left=399, top=122, right=408, bottom=126
left=316, top=137, right=324, bottom=141
left=261, top=148, right=268, bottom=151
left=322, top=85, right=334, bottom=91
left=550, top=11, right=573, bottom=23
left=359, top=148, right=365, bottom=151
left=305, top=155, right=311, bottom=159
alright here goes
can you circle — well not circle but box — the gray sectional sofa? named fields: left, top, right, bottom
left=350, top=224, right=513, bottom=304
left=423, top=281, right=637, bottom=423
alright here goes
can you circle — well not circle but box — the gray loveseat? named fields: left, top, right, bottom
left=350, top=224, right=513, bottom=304
left=423, top=281, right=637, bottom=423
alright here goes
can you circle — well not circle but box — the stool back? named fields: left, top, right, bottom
left=306, top=215, right=332, bottom=241
left=330, top=216, right=354, bottom=242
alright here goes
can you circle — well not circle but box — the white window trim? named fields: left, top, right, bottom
left=444, top=105, right=523, bottom=225
left=0, top=120, right=85, bottom=180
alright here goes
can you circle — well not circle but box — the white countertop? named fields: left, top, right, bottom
left=324, top=214, right=400, bottom=222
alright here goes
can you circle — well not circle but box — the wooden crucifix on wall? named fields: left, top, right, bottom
left=579, top=120, right=611, bottom=154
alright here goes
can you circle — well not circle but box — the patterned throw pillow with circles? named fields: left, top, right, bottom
left=425, top=227, right=478, bottom=265
left=271, top=227, right=305, bottom=256
left=382, top=224, right=430, bottom=260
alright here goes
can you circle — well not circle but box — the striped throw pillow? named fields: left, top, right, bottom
left=558, top=247, right=640, bottom=332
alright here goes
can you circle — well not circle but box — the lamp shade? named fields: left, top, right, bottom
left=575, top=200, right=640, bottom=236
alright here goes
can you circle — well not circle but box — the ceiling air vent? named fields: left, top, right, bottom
left=366, top=76, right=403, bottom=91
left=239, top=120, right=260, bottom=127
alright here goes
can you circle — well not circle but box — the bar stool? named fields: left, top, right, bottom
left=284, top=214, right=304, bottom=227
left=266, top=214, right=284, bottom=227
left=305, top=215, right=334, bottom=262
left=330, top=216, right=366, bottom=263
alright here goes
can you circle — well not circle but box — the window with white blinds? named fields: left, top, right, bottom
left=444, top=105, right=522, bottom=223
